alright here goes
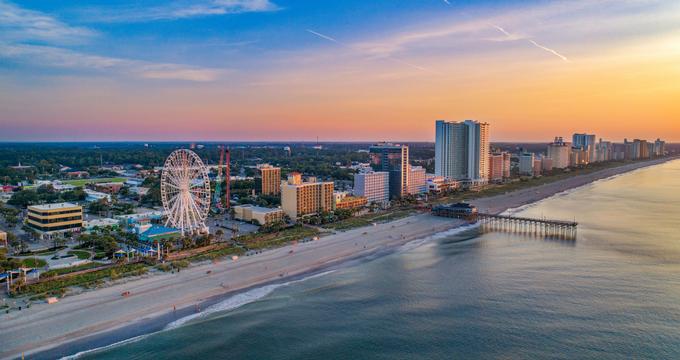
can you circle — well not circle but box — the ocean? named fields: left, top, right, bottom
left=72, top=159, right=680, bottom=359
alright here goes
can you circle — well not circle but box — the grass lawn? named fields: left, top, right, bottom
left=186, top=245, right=245, bottom=262
left=236, top=226, right=319, bottom=250
left=62, top=177, right=126, bottom=187
left=324, top=209, right=414, bottom=231
left=68, top=250, right=91, bottom=260
left=19, top=246, right=66, bottom=256
left=24, top=177, right=126, bottom=189
left=21, top=258, right=47, bottom=268
left=15, top=263, right=147, bottom=297
left=42, top=262, right=102, bottom=277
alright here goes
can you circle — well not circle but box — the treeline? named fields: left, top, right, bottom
left=8, top=185, right=86, bottom=208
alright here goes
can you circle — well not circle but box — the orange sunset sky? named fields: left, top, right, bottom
left=1, top=0, right=679, bottom=142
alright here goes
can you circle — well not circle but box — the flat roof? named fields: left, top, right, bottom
left=28, top=202, right=81, bottom=211
left=236, top=205, right=283, bottom=213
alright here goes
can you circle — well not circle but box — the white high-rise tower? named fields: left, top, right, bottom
left=435, top=120, right=490, bottom=184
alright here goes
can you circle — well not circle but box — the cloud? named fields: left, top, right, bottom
left=80, top=0, right=279, bottom=23
left=0, top=1, right=227, bottom=81
left=0, top=0, right=96, bottom=44
left=0, top=43, right=224, bottom=82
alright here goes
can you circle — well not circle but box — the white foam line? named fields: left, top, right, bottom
left=61, top=270, right=336, bottom=359
left=165, top=270, right=335, bottom=330
left=398, top=223, right=480, bottom=252
left=59, top=333, right=153, bottom=360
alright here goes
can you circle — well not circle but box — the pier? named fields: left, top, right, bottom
left=476, top=213, right=577, bottom=239
left=432, top=204, right=578, bottom=240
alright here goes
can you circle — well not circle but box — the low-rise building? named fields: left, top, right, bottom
left=83, top=218, right=120, bottom=232
left=335, top=196, right=368, bottom=210
left=426, top=175, right=460, bottom=193
left=138, top=225, right=181, bottom=243
left=25, top=202, right=83, bottom=239
left=0, top=230, right=7, bottom=247
left=233, top=205, right=285, bottom=225
left=92, top=182, right=124, bottom=194
left=116, top=210, right=165, bottom=227
left=84, top=188, right=112, bottom=202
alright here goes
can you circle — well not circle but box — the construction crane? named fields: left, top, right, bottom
left=224, top=148, right=231, bottom=212
left=212, top=146, right=226, bottom=213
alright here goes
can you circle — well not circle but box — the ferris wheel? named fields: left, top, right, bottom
left=161, top=149, right=211, bottom=235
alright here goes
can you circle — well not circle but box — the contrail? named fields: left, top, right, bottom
left=306, top=29, right=339, bottom=43
left=528, top=40, right=569, bottom=62
left=442, top=0, right=451, bottom=5
left=305, top=28, right=439, bottom=74
left=492, top=25, right=511, bottom=37
left=493, top=25, right=569, bottom=62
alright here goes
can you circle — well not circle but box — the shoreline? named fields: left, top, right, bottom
left=2, top=156, right=677, bottom=360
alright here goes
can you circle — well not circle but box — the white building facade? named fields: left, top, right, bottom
left=353, top=171, right=389, bottom=204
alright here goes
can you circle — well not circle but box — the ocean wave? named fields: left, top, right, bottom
left=397, top=223, right=480, bottom=253
left=165, top=269, right=335, bottom=330
left=60, top=270, right=336, bottom=359
left=59, top=333, right=153, bottom=360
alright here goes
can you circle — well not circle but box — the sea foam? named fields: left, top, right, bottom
left=61, top=270, right=335, bottom=359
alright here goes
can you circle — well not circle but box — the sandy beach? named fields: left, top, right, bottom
left=0, top=156, right=676, bottom=360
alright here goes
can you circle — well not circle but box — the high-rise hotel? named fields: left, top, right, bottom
left=369, top=143, right=409, bottom=199
left=434, top=120, right=490, bottom=185
left=256, top=164, right=281, bottom=195
left=281, top=173, right=334, bottom=219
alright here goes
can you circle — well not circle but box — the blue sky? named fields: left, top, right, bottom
left=1, top=0, right=679, bottom=141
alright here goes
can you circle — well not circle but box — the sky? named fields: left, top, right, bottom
left=1, top=0, right=679, bottom=142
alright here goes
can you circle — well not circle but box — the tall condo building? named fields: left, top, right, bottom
left=281, top=173, right=334, bottom=219
left=654, top=139, right=666, bottom=156
left=488, top=151, right=511, bottom=182
left=353, top=171, right=389, bottom=204
left=369, top=143, right=409, bottom=199
left=572, top=133, right=596, bottom=162
left=256, top=164, right=281, bottom=195
left=547, top=137, right=571, bottom=169
left=519, top=153, right=535, bottom=176
left=595, top=139, right=612, bottom=162
left=435, top=120, right=490, bottom=184
left=408, top=166, right=427, bottom=195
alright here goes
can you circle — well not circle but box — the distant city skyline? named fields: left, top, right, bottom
left=1, top=0, right=679, bottom=142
